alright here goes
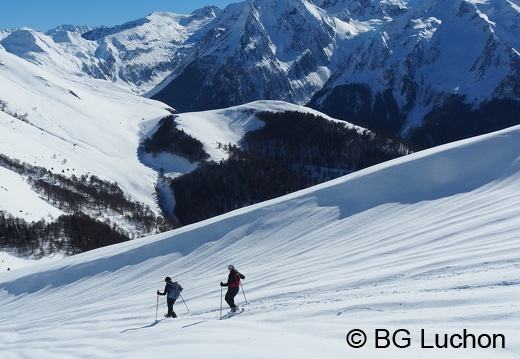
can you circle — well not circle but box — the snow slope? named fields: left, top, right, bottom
left=1, top=124, right=519, bottom=358
left=0, top=46, right=171, bottom=216
left=172, top=100, right=367, bottom=163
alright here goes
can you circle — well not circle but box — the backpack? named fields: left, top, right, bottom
left=229, top=271, right=244, bottom=288
left=167, top=281, right=183, bottom=299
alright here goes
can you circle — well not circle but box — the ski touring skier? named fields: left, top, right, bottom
left=220, top=265, right=245, bottom=312
left=157, top=276, right=183, bottom=318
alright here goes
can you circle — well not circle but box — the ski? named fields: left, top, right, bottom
left=219, top=308, right=245, bottom=320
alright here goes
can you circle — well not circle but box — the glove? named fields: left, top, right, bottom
left=156, top=290, right=160, bottom=295
left=220, top=282, right=225, bottom=287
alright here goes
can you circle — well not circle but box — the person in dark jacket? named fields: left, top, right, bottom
left=220, top=265, right=245, bottom=312
left=157, top=276, right=183, bottom=318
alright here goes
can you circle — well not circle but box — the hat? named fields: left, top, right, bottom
left=228, top=265, right=235, bottom=270
left=165, top=276, right=171, bottom=282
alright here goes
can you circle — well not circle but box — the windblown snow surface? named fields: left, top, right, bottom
left=1, top=125, right=520, bottom=358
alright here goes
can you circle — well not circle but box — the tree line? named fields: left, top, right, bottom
left=0, top=154, right=178, bottom=257
left=409, top=96, right=520, bottom=147
left=169, top=111, right=414, bottom=225
left=1, top=110, right=415, bottom=256
left=0, top=211, right=129, bottom=257
left=141, top=115, right=209, bottom=163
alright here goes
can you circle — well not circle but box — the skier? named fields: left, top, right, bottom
left=157, top=276, right=183, bottom=318
left=220, top=265, right=245, bottom=312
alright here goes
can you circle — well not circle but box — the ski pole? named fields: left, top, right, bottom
left=240, top=282, right=248, bottom=305
left=155, top=294, right=159, bottom=321
left=220, top=285, right=223, bottom=318
left=179, top=293, right=189, bottom=311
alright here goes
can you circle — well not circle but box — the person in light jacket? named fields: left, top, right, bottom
left=157, top=276, right=183, bottom=318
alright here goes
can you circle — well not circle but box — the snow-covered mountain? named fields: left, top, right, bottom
left=0, top=9, right=219, bottom=95
left=151, top=0, right=358, bottom=111
left=152, top=0, right=520, bottom=142
left=1, top=1, right=518, bottom=239
left=308, top=0, right=520, bottom=139
left=2, top=0, right=517, bottom=143
left=1, top=123, right=519, bottom=358
left=1, top=37, right=371, bottom=249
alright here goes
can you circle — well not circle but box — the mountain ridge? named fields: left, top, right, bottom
left=0, top=0, right=519, bottom=255
left=2, top=1, right=518, bottom=141
left=3, top=36, right=407, bottom=255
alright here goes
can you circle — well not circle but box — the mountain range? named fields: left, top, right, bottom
left=0, top=0, right=519, bottom=254
left=0, top=34, right=408, bottom=254
left=2, top=0, right=518, bottom=146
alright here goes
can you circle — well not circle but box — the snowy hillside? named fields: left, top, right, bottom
left=169, top=100, right=367, bottom=164
left=2, top=34, right=371, bottom=244
left=0, top=45, right=171, bottom=218
left=1, top=124, right=519, bottom=358
left=0, top=42, right=360, bottom=222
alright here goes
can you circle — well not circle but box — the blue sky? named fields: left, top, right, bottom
left=0, top=0, right=237, bottom=32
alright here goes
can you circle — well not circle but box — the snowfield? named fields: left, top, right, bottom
left=0, top=45, right=171, bottom=215
left=1, top=124, right=520, bottom=358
